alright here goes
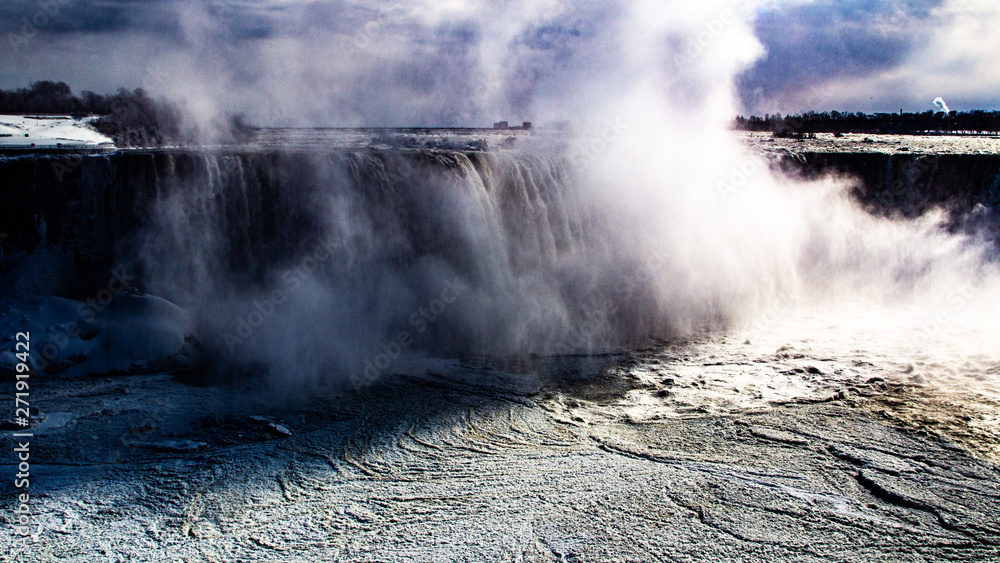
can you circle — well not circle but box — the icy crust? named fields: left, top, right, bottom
left=738, top=131, right=1000, bottom=156
left=0, top=293, right=198, bottom=378
left=2, top=359, right=999, bottom=562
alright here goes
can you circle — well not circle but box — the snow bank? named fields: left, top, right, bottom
left=0, top=115, right=115, bottom=152
left=0, top=293, right=199, bottom=378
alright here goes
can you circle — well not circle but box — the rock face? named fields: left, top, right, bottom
left=773, top=152, right=1000, bottom=221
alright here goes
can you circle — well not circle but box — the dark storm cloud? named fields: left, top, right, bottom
left=0, top=0, right=179, bottom=35
left=738, top=0, right=947, bottom=112
left=0, top=0, right=302, bottom=42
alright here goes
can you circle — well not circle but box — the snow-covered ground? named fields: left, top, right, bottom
left=2, top=321, right=999, bottom=561
left=0, top=115, right=115, bottom=153
left=738, top=130, right=1000, bottom=156
left=0, top=293, right=198, bottom=379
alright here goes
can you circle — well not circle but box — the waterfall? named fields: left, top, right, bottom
left=98, top=148, right=650, bottom=378
left=2, top=148, right=998, bottom=381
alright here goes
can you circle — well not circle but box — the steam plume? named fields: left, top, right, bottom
left=114, top=1, right=999, bottom=390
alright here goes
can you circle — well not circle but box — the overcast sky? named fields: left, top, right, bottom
left=742, top=0, right=1000, bottom=115
left=2, top=0, right=998, bottom=125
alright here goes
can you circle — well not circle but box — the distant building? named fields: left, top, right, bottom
left=493, top=120, right=532, bottom=131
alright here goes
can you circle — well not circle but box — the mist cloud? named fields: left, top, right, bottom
left=3, top=0, right=619, bottom=127
left=5, top=0, right=996, bottom=127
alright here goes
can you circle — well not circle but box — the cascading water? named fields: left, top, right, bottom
left=1, top=142, right=998, bottom=388
left=100, top=148, right=666, bottom=383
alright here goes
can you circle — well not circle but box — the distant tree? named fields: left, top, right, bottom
left=0, top=82, right=254, bottom=147
left=90, top=87, right=184, bottom=147
left=733, top=108, right=1000, bottom=136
